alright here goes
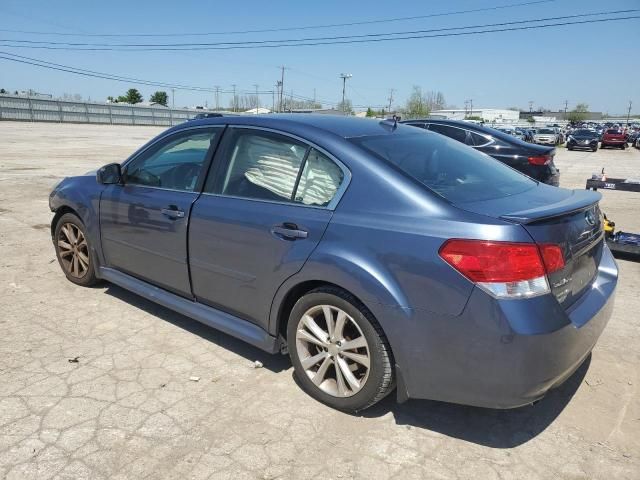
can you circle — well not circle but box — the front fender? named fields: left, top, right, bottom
left=49, top=175, right=105, bottom=266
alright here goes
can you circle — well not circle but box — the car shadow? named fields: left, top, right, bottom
left=102, top=284, right=290, bottom=374
left=360, top=354, right=591, bottom=448
left=103, top=283, right=587, bottom=447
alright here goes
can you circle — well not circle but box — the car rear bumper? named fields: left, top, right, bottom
left=602, top=139, right=625, bottom=145
left=383, top=244, right=617, bottom=409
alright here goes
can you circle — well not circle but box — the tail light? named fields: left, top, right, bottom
left=439, top=240, right=565, bottom=299
left=528, top=155, right=552, bottom=166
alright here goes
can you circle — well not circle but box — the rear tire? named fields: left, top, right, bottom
left=53, top=213, right=99, bottom=287
left=287, top=287, right=394, bottom=412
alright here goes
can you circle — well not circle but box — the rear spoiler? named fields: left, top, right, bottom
left=500, top=189, right=601, bottom=224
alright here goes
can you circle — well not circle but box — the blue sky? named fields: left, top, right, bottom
left=0, top=0, right=638, bottom=113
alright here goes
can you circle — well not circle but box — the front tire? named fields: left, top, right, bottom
left=287, top=287, right=394, bottom=412
left=54, top=213, right=99, bottom=286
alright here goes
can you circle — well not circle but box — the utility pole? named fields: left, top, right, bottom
left=272, top=88, right=276, bottom=112
left=564, top=99, right=568, bottom=117
left=626, top=100, right=633, bottom=127
left=387, top=88, right=394, bottom=114
left=214, top=86, right=220, bottom=111
left=278, top=66, right=286, bottom=113
left=253, top=84, right=259, bottom=112
left=275, top=81, right=283, bottom=112
left=464, top=100, right=469, bottom=116
left=231, top=84, right=236, bottom=112
left=467, top=99, right=473, bottom=116
left=313, top=88, right=316, bottom=105
left=171, top=88, right=175, bottom=109
left=529, top=100, right=534, bottom=113
left=339, top=73, right=352, bottom=113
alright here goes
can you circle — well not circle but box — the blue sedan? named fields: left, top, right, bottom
left=49, top=115, right=617, bottom=411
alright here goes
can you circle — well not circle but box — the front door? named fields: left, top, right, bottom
left=100, top=127, right=223, bottom=296
left=189, top=127, right=348, bottom=330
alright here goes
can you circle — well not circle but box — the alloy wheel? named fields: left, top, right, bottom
left=295, top=305, right=370, bottom=397
left=57, top=222, right=89, bottom=278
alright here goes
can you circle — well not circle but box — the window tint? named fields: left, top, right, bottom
left=350, top=131, right=535, bottom=203
left=125, top=128, right=219, bottom=191
left=427, top=124, right=468, bottom=144
left=216, top=129, right=307, bottom=202
left=294, top=149, right=344, bottom=207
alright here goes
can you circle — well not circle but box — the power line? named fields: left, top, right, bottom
left=0, top=1, right=557, bottom=37
left=0, top=15, right=636, bottom=52
left=1, top=10, right=635, bottom=50
left=0, top=51, right=388, bottom=108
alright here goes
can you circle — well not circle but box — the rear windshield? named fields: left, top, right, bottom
left=538, top=128, right=554, bottom=134
left=605, top=129, right=619, bottom=134
left=350, top=131, right=536, bottom=203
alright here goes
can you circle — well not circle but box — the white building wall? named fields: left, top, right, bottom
left=431, top=109, right=520, bottom=123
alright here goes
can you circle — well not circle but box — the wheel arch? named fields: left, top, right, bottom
left=51, top=205, right=81, bottom=238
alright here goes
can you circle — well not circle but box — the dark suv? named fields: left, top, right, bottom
left=401, top=119, right=559, bottom=186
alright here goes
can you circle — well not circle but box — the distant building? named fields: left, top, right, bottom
left=288, top=108, right=348, bottom=116
left=430, top=108, right=520, bottom=123
left=520, top=110, right=603, bottom=121
left=244, top=107, right=272, bottom=115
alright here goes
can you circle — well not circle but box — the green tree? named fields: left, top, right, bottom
left=365, top=107, right=374, bottom=117
left=0, top=88, right=5, bottom=94
left=405, top=86, right=430, bottom=118
left=337, top=99, right=353, bottom=114
left=117, top=88, right=143, bottom=104
left=150, top=91, right=168, bottom=106
left=567, top=103, right=589, bottom=123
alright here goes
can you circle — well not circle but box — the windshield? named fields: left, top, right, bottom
left=350, top=131, right=536, bottom=203
left=538, top=128, right=555, bottom=134
left=574, top=129, right=596, bottom=136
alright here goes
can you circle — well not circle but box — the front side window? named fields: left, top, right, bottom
left=125, top=128, right=220, bottom=191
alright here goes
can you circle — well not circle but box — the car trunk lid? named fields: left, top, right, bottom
left=457, top=185, right=604, bottom=309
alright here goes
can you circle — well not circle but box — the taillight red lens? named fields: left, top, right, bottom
left=439, top=239, right=564, bottom=283
left=528, top=155, right=551, bottom=166
left=439, top=240, right=545, bottom=282
left=539, top=243, right=565, bottom=273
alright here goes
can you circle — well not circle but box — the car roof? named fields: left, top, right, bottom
left=176, top=114, right=405, bottom=139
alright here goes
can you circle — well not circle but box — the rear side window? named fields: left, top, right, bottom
left=468, top=131, right=492, bottom=147
left=208, top=129, right=345, bottom=207
left=350, top=131, right=536, bottom=203
left=428, top=124, right=468, bottom=144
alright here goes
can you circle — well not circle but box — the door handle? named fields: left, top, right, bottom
left=161, top=206, right=185, bottom=219
left=271, top=223, right=308, bottom=240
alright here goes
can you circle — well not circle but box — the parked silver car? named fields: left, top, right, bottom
left=534, top=128, right=559, bottom=145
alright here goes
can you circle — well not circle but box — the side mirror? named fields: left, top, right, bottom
left=97, top=163, right=122, bottom=185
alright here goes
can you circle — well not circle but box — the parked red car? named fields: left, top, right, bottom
left=601, top=129, right=627, bottom=149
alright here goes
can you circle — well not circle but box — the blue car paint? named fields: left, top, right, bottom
left=49, top=115, right=618, bottom=408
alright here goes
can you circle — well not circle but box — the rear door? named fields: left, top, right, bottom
left=189, top=127, right=349, bottom=330
left=99, top=127, right=223, bottom=296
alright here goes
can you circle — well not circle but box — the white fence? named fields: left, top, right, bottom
left=0, top=95, right=203, bottom=126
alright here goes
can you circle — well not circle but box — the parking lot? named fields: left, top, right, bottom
left=0, top=121, right=639, bottom=480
